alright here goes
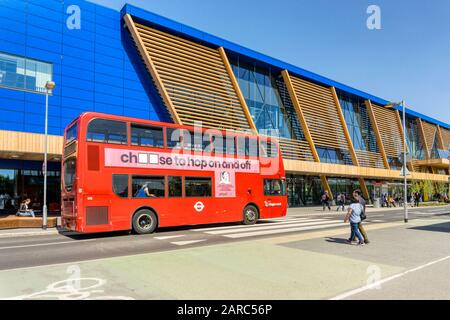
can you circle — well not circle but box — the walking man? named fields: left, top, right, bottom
left=351, top=189, right=370, bottom=244
left=345, top=193, right=365, bottom=246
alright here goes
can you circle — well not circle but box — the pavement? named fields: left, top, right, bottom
left=0, top=205, right=448, bottom=300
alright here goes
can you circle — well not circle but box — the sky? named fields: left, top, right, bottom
left=90, top=0, right=450, bottom=124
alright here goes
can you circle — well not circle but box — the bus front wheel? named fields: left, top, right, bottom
left=243, top=205, right=258, bottom=225
left=132, top=209, right=158, bottom=234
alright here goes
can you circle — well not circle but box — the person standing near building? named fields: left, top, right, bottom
left=336, top=193, right=345, bottom=212
left=321, top=191, right=331, bottom=211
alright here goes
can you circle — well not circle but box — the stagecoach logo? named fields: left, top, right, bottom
left=264, top=201, right=283, bottom=208
left=194, top=202, right=205, bottom=213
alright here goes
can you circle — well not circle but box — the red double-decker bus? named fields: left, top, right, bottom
left=61, top=112, right=287, bottom=234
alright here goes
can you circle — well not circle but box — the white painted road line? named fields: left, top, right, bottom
left=206, top=220, right=343, bottom=235
left=0, top=239, right=97, bottom=251
left=171, top=240, right=207, bottom=246
left=154, top=235, right=186, bottom=240
left=427, top=209, right=448, bottom=213
left=190, top=218, right=322, bottom=232
left=224, top=222, right=347, bottom=239
left=414, top=212, right=435, bottom=215
left=330, top=255, right=450, bottom=300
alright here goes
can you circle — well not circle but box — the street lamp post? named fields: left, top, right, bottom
left=386, top=100, right=409, bottom=223
left=43, top=81, right=56, bottom=230
left=401, top=100, right=409, bottom=223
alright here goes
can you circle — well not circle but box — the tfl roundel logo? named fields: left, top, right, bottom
left=194, top=202, right=205, bottom=213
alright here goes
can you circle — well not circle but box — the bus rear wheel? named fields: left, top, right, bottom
left=132, top=209, right=158, bottom=234
left=243, top=205, right=258, bottom=225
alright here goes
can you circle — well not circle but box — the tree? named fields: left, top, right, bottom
left=433, top=182, right=448, bottom=199
left=410, top=181, right=422, bottom=195
left=422, top=180, right=434, bottom=200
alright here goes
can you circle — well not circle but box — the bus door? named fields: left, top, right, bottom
left=263, top=179, right=286, bottom=218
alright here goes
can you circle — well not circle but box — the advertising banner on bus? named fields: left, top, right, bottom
left=104, top=148, right=261, bottom=198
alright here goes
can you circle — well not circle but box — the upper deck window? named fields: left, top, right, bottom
left=237, top=137, right=259, bottom=157
left=87, top=119, right=127, bottom=145
left=131, top=124, right=164, bottom=148
left=65, top=123, right=78, bottom=144
left=260, top=140, right=279, bottom=158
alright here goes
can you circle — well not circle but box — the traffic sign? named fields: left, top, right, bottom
left=400, top=166, right=411, bottom=177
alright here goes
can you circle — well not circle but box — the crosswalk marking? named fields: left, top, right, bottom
left=171, top=240, right=207, bottom=246
left=224, top=222, right=347, bottom=239
left=205, top=220, right=342, bottom=235
left=426, top=209, right=448, bottom=213
left=154, top=235, right=186, bottom=240
left=190, top=218, right=322, bottom=233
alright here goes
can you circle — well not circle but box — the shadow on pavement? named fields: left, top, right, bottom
left=325, top=237, right=349, bottom=245
left=409, top=222, right=450, bottom=234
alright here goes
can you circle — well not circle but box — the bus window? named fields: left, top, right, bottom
left=131, top=124, right=164, bottom=148
left=225, top=136, right=236, bottom=155
left=202, top=133, right=212, bottom=153
left=66, top=123, right=78, bottom=144
left=268, top=142, right=279, bottom=158
left=260, top=140, right=279, bottom=158
left=168, top=176, right=182, bottom=198
left=63, top=158, right=76, bottom=192
left=113, top=175, right=128, bottom=198
left=87, top=119, right=127, bottom=145
left=212, top=135, right=224, bottom=155
left=212, top=136, right=235, bottom=155
left=132, top=176, right=165, bottom=198
left=237, top=137, right=258, bottom=157
left=190, top=131, right=211, bottom=153
left=166, top=128, right=185, bottom=150
left=185, top=177, right=212, bottom=197
left=264, top=179, right=287, bottom=196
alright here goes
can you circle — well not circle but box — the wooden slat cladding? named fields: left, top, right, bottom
left=132, top=21, right=251, bottom=131
left=422, top=121, right=438, bottom=154
left=441, top=127, right=450, bottom=150
left=279, top=138, right=314, bottom=161
left=0, top=130, right=63, bottom=156
left=289, top=76, right=348, bottom=150
left=371, top=104, right=404, bottom=158
left=355, top=150, right=385, bottom=169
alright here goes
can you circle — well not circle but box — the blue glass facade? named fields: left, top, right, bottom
left=339, top=92, right=378, bottom=153
left=0, top=0, right=170, bottom=136
left=405, top=117, right=426, bottom=160
left=230, top=56, right=299, bottom=139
